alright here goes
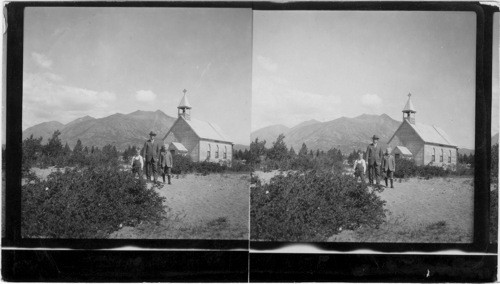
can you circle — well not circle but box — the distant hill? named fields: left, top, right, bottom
left=251, top=114, right=401, bottom=153
left=23, top=110, right=177, bottom=150
left=250, top=124, right=290, bottom=144
left=233, top=144, right=250, bottom=152
left=458, top=148, right=474, bottom=156
left=22, top=121, right=65, bottom=142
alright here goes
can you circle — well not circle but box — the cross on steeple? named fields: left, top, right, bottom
left=178, top=88, right=192, bottom=120
left=402, top=92, right=416, bottom=124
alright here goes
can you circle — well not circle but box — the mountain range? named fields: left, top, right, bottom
left=23, top=110, right=177, bottom=151
left=251, top=114, right=402, bottom=153
left=22, top=111, right=490, bottom=154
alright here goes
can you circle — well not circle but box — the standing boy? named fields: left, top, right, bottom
left=381, top=148, right=396, bottom=188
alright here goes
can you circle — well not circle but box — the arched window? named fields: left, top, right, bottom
left=215, top=145, right=219, bottom=158
left=440, top=149, right=444, bottom=162
left=449, top=150, right=452, bottom=163
left=207, top=144, right=211, bottom=159
left=432, top=148, right=436, bottom=162
left=223, top=146, right=227, bottom=159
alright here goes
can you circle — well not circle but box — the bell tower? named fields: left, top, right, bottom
left=402, top=93, right=416, bottom=124
left=177, top=89, right=192, bottom=120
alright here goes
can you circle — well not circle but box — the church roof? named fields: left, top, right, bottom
left=178, top=91, right=192, bottom=109
left=394, top=146, right=412, bottom=156
left=408, top=122, right=457, bottom=147
left=402, top=93, right=416, bottom=113
left=183, top=117, right=232, bottom=143
left=169, top=142, right=188, bottom=152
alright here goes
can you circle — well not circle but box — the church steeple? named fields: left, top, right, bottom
left=177, top=89, right=192, bottom=120
left=402, top=93, right=416, bottom=124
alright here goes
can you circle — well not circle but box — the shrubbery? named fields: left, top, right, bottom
left=394, top=158, right=473, bottom=179
left=22, top=166, right=166, bottom=238
left=250, top=170, right=386, bottom=241
left=171, top=154, right=251, bottom=175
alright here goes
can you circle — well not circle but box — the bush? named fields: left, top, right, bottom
left=171, top=154, right=250, bottom=174
left=22, top=166, right=166, bottom=238
left=230, top=160, right=253, bottom=172
left=394, top=158, right=472, bottom=178
left=251, top=170, right=386, bottom=241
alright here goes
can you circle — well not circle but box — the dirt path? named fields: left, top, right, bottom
left=329, top=177, right=474, bottom=242
left=110, top=172, right=250, bottom=239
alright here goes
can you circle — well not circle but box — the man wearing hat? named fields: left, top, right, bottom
left=366, top=134, right=384, bottom=185
left=142, top=131, right=162, bottom=183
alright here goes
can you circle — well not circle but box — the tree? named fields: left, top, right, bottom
left=73, top=139, right=83, bottom=153
left=22, top=134, right=43, bottom=169
left=309, top=150, right=314, bottom=158
left=63, top=143, right=71, bottom=156
left=298, top=143, right=308, bottom=156
left=316, top=149, right=320, bottom=158
left=289, top=146, right=296, bottom=158
left=492, top=144, right=498, bottom=179
left=268, top=134, right=288, bottom=161
left=83, top=146, right=89, bottom=154
left=249, top=138, right=266, bottom=164
left=43, top=130, right=63, bottom=158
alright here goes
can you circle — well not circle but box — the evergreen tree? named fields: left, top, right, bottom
left=316, top=149, right=320, bottom=158
left=22, top=134, right=43, bottom=168
left=249, top=138, right=267, bottom=164
left=289, top=146, right=296, bottom=157
left=492, top=144, right=498, bottom=179
left=63, top=142, right=71, bottom=156
left=309, top=150, right=314, bottom=158
left=298, top=143, right=308, bottom=156
left=268, top=134, right=288, bottom=161
left=243, top=149, right=250, bottom=161
left=83, top=146, right=89, bottom=154
left=43, top=130, right=63, bottom=158
left=73, top=139, right=83, bottom=153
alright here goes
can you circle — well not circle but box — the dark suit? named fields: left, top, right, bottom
left=143, top=139, right=161, bottom=181
left=366, top=143, right=383, bottom=185
left=381, top=154, right=396, bottom=187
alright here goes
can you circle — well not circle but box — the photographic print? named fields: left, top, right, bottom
left=20, top=7, right=252, bottom=240
left=250, top=11, right=479, bottom=243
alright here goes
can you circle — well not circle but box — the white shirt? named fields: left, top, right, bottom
left=353, top=158, right=366, bottom=173
left=131, top=155, right=144, bottom=169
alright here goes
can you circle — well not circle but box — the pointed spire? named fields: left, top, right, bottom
left=402, top=93, right=416, bottom=113
left=178, top=89, right=192, bottom=109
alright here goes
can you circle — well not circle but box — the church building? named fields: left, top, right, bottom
left=387, top=94, right=458, bottom=167
left=163, top=90, right=233, bottom=164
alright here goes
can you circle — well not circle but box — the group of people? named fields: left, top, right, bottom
left=130, top=131, right=174, bottom=185
left=352, top=135, right=396, bottom=188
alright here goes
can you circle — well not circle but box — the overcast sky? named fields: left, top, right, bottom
left=23, top=8, right=252, bottom=145
left=252, top=11, right=481, bottom=149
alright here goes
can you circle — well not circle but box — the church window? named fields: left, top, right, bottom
left=449, top=150, right=452, bottom=163
left=207, top=144, right=211, bottom=159
left=432, top=148, right=435, bottom=162
left=440, top=149, right=444, bottom=162
left=215, top=145, right=219, bottom=159
left=224, top=146, right=227, bottom=159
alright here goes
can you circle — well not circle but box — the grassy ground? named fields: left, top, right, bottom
left=328, top=177, right=474, bottom=243
left=109, top=172, right=250, bottom=240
